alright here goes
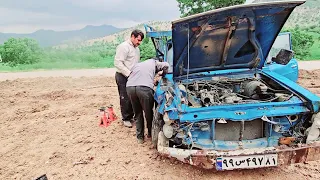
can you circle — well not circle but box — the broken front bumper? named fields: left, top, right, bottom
left=157, top=142, right=320, bottom=170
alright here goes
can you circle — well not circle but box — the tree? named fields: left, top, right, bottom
left=176, top=0, right=245, bottom=17
left=1, top=38, right=43, bottom=66
left=282, top=29, right=314, bottom=60
left=139, top=38, right=156, bottom=61
left=0, top=45, right=3, bottom=62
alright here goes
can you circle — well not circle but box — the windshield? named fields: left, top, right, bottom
left=266, top=32, right=292, bottom=63
left=148, top=34, right=173, bottom=73
left=167, top=45, right=173, bottom=73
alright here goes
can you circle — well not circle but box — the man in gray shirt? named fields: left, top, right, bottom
left=126, top=58, right=169, bottom=144
left=114, top=29, right=144, bottom=128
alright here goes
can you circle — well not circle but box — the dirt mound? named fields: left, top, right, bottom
left=298, top=69, right=320, bottom=95
left=298, top=69, right=320, bottom=80
left=39, top=90, right=78, bottom=101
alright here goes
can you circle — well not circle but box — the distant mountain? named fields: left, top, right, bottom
left=0, top=25, right=124, bottom=47
left=251, top=0, right=320, bottom=29
left=54, top=21, right=172, bottom=49
left=55, top=1, right=320, bottom=49
left=285, top=0, right=320, bottom=29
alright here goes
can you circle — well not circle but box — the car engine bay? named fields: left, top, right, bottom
left=158, top=75, right=315, bottom=149
left=179, top=76, right=294, bottom=107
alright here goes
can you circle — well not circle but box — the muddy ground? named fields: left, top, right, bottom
left=0, top=69, right=320, bottom=179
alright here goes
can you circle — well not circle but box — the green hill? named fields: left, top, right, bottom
left=285, top=0, right=320, bottom=29
left=0, top=25, right=123, bottom=47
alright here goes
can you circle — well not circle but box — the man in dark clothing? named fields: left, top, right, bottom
left=126, top=58, right=169, bottom=144
left=114, top=30, right=144, bottom=128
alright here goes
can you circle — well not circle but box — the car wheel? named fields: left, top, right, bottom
left=157, top=131, right=169, bottom=150
left=152, top=106, right=164, bottom=148
left=306, top=113, right=320, bottom=143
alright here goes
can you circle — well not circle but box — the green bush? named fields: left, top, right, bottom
left=140, top=38, right=156, bottom=61
left=282, top=29, right=315, bottom=60
left=0, top=38, right=43, bottom=66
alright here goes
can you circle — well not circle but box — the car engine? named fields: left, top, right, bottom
left=180, top=77, right=293, bottom=107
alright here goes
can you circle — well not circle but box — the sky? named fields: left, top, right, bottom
left=0, top=0, right=181, bottom=33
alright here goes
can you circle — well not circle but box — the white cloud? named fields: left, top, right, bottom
left=0, top=7, right=69, bottom=25
left=67, top=0, right=124, bottom=11
left=0, top=0, right=180, bottom=33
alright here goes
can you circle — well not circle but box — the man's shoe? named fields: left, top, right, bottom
left=123, top=121, right=132, bottom=128
left=130, top=119, right=136, bottom=126
left=137, top=139, right=144, bottom=144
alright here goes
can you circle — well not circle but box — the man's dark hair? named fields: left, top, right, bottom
left=131, top=29, right=144, bottom=40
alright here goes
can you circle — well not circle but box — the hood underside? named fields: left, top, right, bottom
left=172, top=1, right=305, bottom=78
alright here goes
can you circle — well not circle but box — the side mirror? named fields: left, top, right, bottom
left=271, top=49, right=294, bottom=65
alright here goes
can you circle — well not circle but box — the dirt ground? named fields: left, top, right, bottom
left=0, top=69, right=320, bottom=180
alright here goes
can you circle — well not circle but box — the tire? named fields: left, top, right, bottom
left=158, top=131, right=169, bottom=149
left=152, top=106, right=163, bottom=148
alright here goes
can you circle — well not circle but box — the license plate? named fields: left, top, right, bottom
left=216, top=154, right=278, bottom=170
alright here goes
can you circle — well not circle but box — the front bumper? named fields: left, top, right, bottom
left=158, top=141, right=320, bottom=170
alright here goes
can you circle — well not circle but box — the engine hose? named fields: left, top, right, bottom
left=258, top=79, right=287, bottom=93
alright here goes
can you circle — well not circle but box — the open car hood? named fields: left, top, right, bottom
left=172, top=1, right=305, bottom=78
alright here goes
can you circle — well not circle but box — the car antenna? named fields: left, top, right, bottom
left=185, top=24, right=191, bottom=111
left=187, top=24, right=190, bottom=80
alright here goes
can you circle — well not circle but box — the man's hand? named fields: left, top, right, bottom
left=126, top=71, right=132, bottom=78
left=153, top=71, right=163, bottom=86
left=161, top=66, right=168, bottom=77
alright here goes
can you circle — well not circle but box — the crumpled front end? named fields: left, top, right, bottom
left=154, top=70, right=320, bottom=170
left=157, top=136, right=320, bottom=170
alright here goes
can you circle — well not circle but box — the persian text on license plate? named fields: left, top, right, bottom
left=216, top=154, right=278, bottom=170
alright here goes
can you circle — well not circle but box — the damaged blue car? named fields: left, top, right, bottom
left=145, top=0, right=320, bottom=170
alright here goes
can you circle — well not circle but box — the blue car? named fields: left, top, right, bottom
left=146, top=0, right=320, bottom=170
